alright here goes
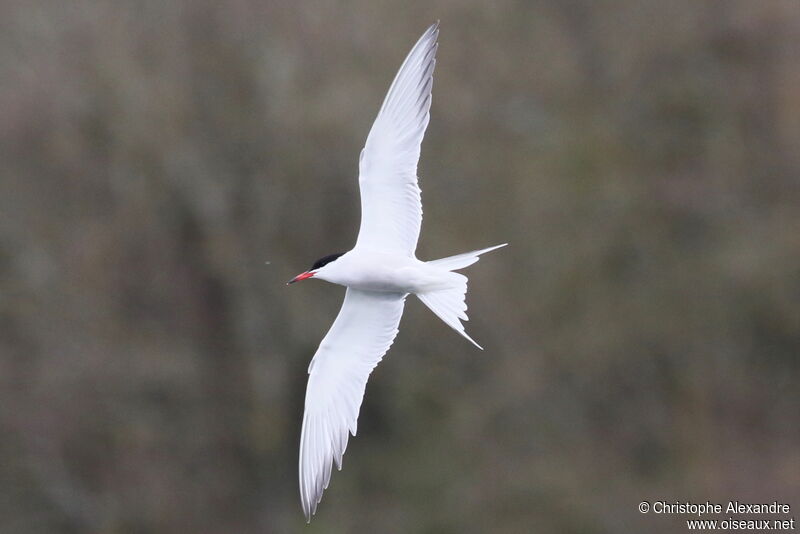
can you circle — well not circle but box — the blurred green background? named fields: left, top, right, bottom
left=1, top=1, right=799, bottom=532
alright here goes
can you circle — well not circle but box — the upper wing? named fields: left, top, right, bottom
left=355, top=22, right=439, bottom=256
left=299, top=288, right=406, bottom=521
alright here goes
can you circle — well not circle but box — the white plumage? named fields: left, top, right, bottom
left=290, top=22, right=506, bottom=520
left=299, top=289, right=404, bottom=518
left=355, top=22, right=437, bottom=256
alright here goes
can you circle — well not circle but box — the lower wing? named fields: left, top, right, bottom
left=299, top=288, right=407, bottom=520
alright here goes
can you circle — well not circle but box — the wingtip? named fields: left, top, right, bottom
left=427, top=20, right=440, bottom=39
left=462, top=331, right=484, bottom=350
left=304, top=499, right=319, bottom=523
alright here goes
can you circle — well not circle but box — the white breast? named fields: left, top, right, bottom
left=314, top=250, right=448, bottom=293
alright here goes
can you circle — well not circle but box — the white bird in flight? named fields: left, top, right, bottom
left=287, top=21, right=506, bottom=521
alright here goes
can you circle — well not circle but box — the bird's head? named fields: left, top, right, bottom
left=287, top=252, right=345, bottom=285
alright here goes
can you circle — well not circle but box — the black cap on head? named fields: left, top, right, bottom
left=311, top=252, right=345, bottom=271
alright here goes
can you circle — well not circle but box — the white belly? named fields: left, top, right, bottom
left=314, top=250, right=450, bottom=293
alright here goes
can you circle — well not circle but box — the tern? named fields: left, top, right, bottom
left=288, top=22, right=506, bottom=520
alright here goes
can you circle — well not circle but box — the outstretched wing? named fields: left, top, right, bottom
left=355, top=22, right=439, bottom=256
left=299, top=289, right=406, bottom=520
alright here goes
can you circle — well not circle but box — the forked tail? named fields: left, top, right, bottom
left=417, top=243, right=507, bottom=350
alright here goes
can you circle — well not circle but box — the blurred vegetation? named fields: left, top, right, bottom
left=1, top=1, right=798, bottom=532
